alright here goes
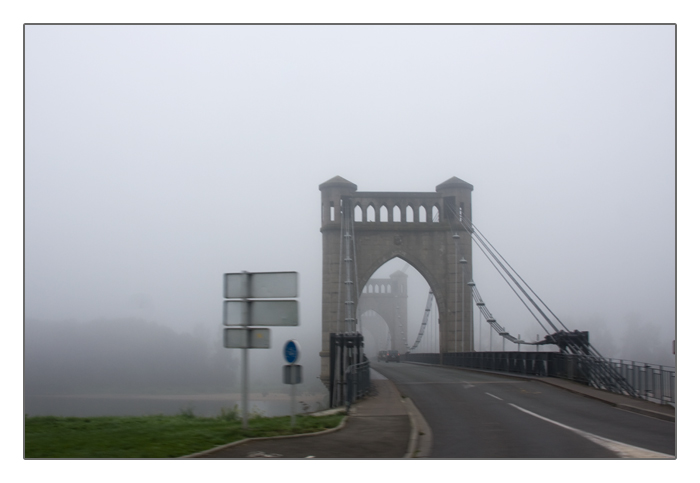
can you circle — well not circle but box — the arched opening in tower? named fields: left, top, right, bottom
left=358, top=257, right=441, bottom=355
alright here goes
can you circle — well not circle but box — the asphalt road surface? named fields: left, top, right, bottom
left=372, top=362, right=675, bottom=458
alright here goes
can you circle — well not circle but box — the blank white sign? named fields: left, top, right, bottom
left=224, top=272, right=298, bottom=299
left=223, top=328, right=271, bottom=348
left=223, top=300, right=299, bottom=326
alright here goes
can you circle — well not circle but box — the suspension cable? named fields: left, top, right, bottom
left=446, top=203, right=561, bottom=334
left=468, top=219, right=570, bottom=332
left=408, top=291, right=434, bottom=351
left=470, top=231, right=553, bottom=336
left=443, top=204, right=552, bottom=346
left=470, top=226, right=559, bottom=333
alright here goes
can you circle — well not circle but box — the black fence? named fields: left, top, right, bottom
left=403, top=351, right=675, bottom=406
left=345, top=360, right=371, bottom=409
left=329, top=332, right=370, bottom=408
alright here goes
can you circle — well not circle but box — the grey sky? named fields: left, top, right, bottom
left=25, top=25, right=675, bottom=370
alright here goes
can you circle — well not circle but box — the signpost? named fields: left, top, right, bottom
left=223, top=271, right=298, bottom=429
left=283, top=340, right=302, bottom=427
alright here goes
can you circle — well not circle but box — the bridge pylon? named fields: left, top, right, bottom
left=319, top=176, right=474, bottom=387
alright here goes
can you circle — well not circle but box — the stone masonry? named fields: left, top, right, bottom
left=319, top=176, right=473, bottom=386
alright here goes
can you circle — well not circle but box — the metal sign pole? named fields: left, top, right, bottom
left=290, top=374, right=296, bottom=428
left=242, top=271, right=249, bottom=430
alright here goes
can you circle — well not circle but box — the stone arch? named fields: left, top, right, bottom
left=357, top=264, right=410, bottom=352
left=393, top=205, right=401, bottom=222
left=354, top=203, right=363, bottom=222
left=406, top=205, right=414, bottom=222
left=418, top=205, right=427, bottom=222
left=367, top=204, right=376, bottom=222
left=357, top=309, right=391, bottom=354
left=379, top=205, right=389, bottom=222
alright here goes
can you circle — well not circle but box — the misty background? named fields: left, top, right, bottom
left=24, top=25, right=675, bottom=417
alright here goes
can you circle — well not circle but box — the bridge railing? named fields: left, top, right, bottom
left=403, top=352, right=675, bottom=406
left=345, top=359, right=371, bottom=410
left=606, top=358, right=676, bottom=406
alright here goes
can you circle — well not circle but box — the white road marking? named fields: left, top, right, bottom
left=485, top=392, right=502, bottom=401
left=508, top=403, right=673, bottom=459
left=399, top=380, right=522, bottom=385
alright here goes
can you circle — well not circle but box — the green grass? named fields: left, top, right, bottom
left=25, top=412, right=345, bottom=458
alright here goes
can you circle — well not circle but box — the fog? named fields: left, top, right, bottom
left=24, top=25, right=676, bottom=417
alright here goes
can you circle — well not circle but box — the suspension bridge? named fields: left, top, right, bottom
left=318, top=176, right=675, bottom=409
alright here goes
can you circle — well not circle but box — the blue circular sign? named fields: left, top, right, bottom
left=284, top=340, right=300, bottom=364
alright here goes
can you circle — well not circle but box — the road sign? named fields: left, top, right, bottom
left=223, top=300, right=299, bottom=326
left=283, top=364, right=302, bottom=384
left=224, top=272, right=298, bottom=299
left=222, top=270, right=298, bottom=431
left=224, top=327, right=271, bottom=349
left=284, top=339, right=300, bottom=364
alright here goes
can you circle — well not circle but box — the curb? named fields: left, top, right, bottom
left=402, top=397, right=418, bottom=458
left=614, top=404, right=675, bottom=423
left=370, top=367, right=432, bottom=459
left=402, top=397, right=432, bottom=458
left=179, top=414, right=349, bottom=459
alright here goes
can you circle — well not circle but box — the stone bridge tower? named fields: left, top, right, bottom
left=319, top=176, right=474, bottom=386
left=358, top=270, right=409, bottom=353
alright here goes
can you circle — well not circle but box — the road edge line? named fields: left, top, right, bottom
left=508, top=403, right=673, bottom=459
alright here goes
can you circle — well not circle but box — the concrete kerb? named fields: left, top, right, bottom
left=612, top=404, right=675, bottom=422
left=402, top=396, right=432, bottom=458
left=179, top=411, right=349, bottom=459
left=403, top=361, right=675, bottom=423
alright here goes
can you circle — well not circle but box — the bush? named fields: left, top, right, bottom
left=217, top=406, right=239, bottom=422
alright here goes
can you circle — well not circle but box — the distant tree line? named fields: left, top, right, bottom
left=24, top=318, right=238, bottom=395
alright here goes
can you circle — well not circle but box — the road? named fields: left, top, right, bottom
left=372, top=362, right=675, bottom=458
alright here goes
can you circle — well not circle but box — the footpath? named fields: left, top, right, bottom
left=186, top=369, right=421, bottom=459
left=184, top=363, right=674, bottom=459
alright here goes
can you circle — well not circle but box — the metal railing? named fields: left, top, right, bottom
left=345, top=359, right=371, bottom=410
left=403, top=352, right=675, bottom=406
left=607, top=358, right=676, bottom=405
left=329, top=332, right=366, bottom=408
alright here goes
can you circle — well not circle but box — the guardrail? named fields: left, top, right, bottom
left=403, top=352, right=675, bottom=406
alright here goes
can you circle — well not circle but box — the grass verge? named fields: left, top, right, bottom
left=25, top=412, right=345, bottom=458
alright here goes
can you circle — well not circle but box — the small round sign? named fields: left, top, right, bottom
left=284, top=340, right=300, bottom=364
